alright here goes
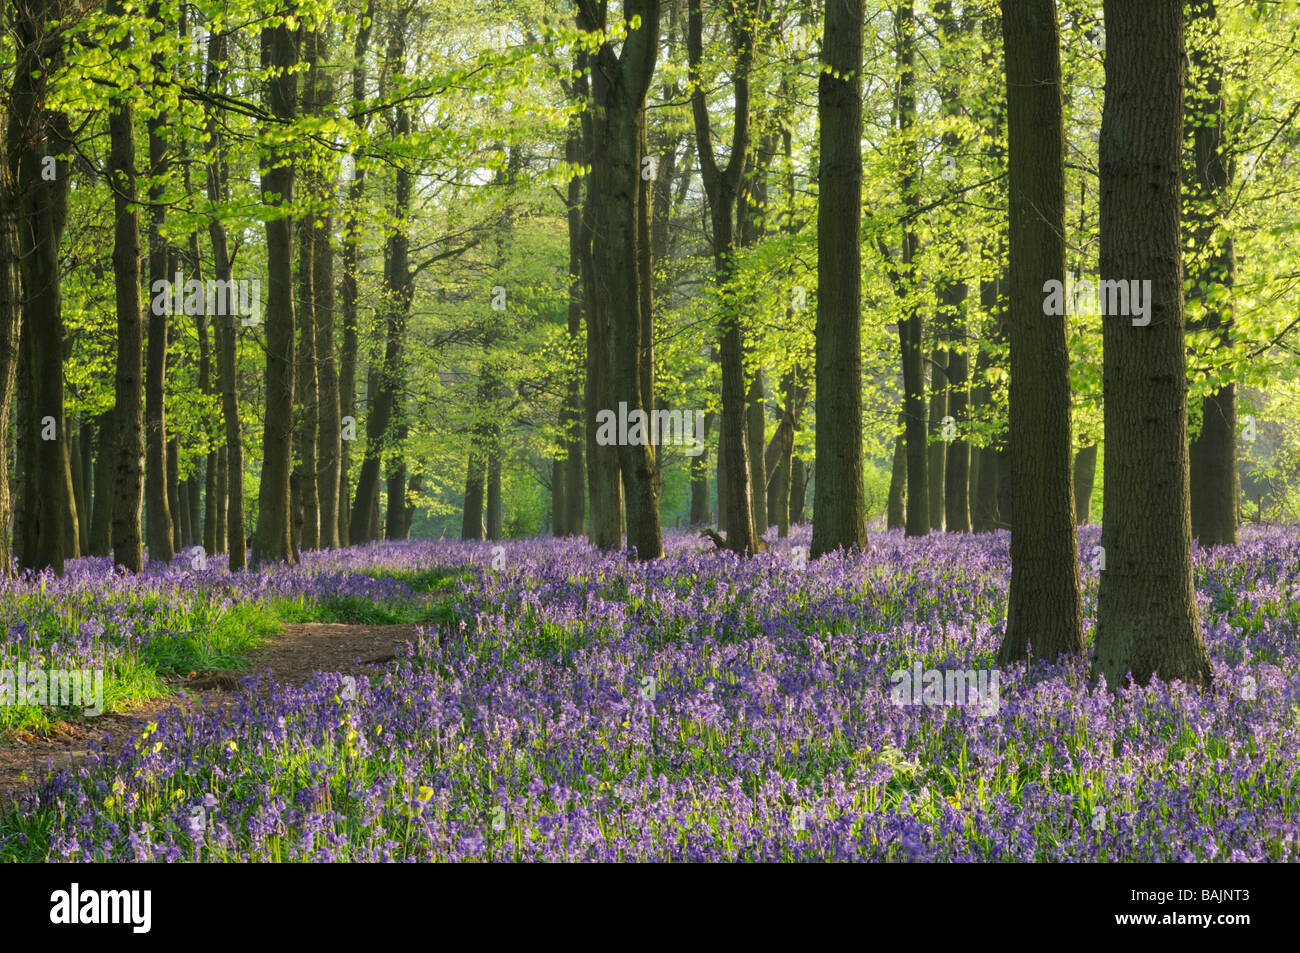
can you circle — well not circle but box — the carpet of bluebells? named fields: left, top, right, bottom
left=1, top=525, right=1299, bottom=861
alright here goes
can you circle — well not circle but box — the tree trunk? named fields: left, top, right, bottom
left=337, top=4, right=374, bottom=549
left=214, top=445, right=227, bottom=554
left=561, top=48, right=589, bottom=537
left=688, top=0, right=757, bottom=556
left=766, top=367, right=806, bottom=538
left=11, top=0, right=72, bottom=573
left=586, top=0, right=663, bottom=560
left=461, top=447, right=485, bottom=540
left=294, top=24, right=322, bottom=552
left=811, top=0, right=866, bottom=557
left=689, top=411, right=713, bottom=524
left=936, top=1, right=969, bottom=535
left=197, top=297, right=219, bottom=555
left=896, top=2, right=928, bottom=539
left=252, top=15, right=299, bottom=567
left=927, top=351, right=948, bottom=531
left=70, top=419, right=87, bottom=553
left=1185, top=0, right=1236, bottom=547
left=204, top=28, right=245, bottom=570
left=167, top=435, right=183, bottom=552
left=1074, top=443, right=1097, bottom=524
left=887, top=428, right=907, bottom=530
left=1093, top=0, right=1211, bottom=687
left=144, top=0, right=174, bottom=566
left=790, top=456, right=807, bottom=524
left=349, top=20, right=412, bottom=546
left=90, top=410, right=115, bottom=556
left=105, top=0, right=144, bottom=572
left=0, top=123, right=20, bottom=576
left=997, top=0, right=1084, bottom=665
left=486, top=443, right=503, bottom=540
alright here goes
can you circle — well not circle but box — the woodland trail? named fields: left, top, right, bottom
left=0, top=622, right=418, bottom=802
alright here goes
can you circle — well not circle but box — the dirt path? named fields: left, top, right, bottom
left=0, top=622, right=418, bottom=804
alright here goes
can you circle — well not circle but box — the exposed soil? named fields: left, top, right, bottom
left=0, top=622, right=418, bottom=804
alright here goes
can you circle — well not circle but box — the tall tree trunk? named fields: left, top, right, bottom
left=315, top=200, right=340, bottom=549
left=214, top=445, right=227, bottom=554
left=887, top=430, right=907, bottom=530
left=689, top=411, right=713, bottom=524
left=997, top=0, right=1084, bottom=665
left=0, top=120, right=20, bottom=575
left=927, top=351, right=948, bottom=531
left=688, top=0, right=757, bottom=555
left=970, top=273, right=1001, bottom=533
left=560, top=46, right=589, bottom=537
left=461, top=446, right=485, bottom=540
left=167, top=434, right=182, bottom=552
left=790, top=456, right=807, bottom=524
left=349, top=18, right=412, bottom=545
left=252, top=13, right=299, bottom=566
left=104, top=0, right=144, bottom=572
left=766, top=367, right=806, bottom=538
left=1093, top=0, right=1211, bottom=687
left=144, top=0, right=174, bottom=565
left=204, top=28, right=245, bottom=570
left=294, top=24, right=322, bottom=552
left=585, top=0, right=664, bottom=560
left=90, top=409, right=115, bottom=556
left=896, top=2, right=928, bottom=538
left=1074, top=443, right=1097, bottom=524
left=486, top=440, right=503, bottom=540
left=385, top=457, right=406, bottom=539
left=11, top=0, right=73, bottom=573
left=811, top=0, right=866, bottom=556
left=1185, top=0, right=1236, bottom=547
left=311, top=25, right=340, bottom=551
left=70, top=419, right=87, bottom=553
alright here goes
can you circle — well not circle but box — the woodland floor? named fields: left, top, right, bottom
left=0, top=622, right=417, bottom=802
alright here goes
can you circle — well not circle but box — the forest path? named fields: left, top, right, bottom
left=0, top=622, right=418, bottom=803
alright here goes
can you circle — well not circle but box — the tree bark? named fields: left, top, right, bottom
left=252, top=13, right=300, bottom=567
left=688, top=0, right=758, bottom=556
left=1074, top=443, right=1097, bottom=524
left=997, top=0, right=1084, bottom=665
left=1185, top=0, right=1236, bottom=547
left=811, top=0, right=867, bottom=556
left=11, top=0, right=73, bottom=573
left=585, top=0, right=664, bottom=560
left=461, top=446, right=485, bottom=540
left=89, top=410, right=115, bottom=557
left=204, top=27, right=245, bottom=570
left=1093, top=0, right=1211, bottom=687
left=294, top=24, right=322, bottom=552
left=104, top=0, right=145, bottom=572
left=144, top=0, right=174, bottom=565
left=349, top=17, right=412, bottom=545
left=0, top=115, right=21, bottom=575
left=895, top=2, right=928, bottom=539
left=337, top=2, right=375, bottom=548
